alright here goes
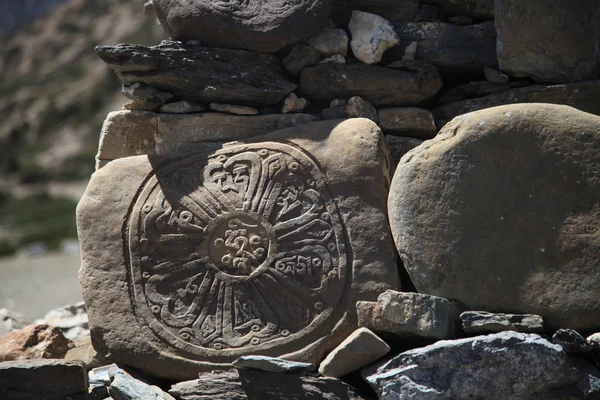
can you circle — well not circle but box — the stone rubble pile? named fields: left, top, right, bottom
left=2, top=0, right=600, bottom=399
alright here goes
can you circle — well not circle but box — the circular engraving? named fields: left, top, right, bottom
left=127, top=143, right=347, bottom=358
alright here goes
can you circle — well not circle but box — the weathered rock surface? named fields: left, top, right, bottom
left=122, top=83, right=173, bottom=111
left=109, top=370, right=176, bottom=400
left=0, top=359, right=88, bottom=400
left=432, top=80, right=600, bottom=128
left=378, top=107, right=437, bottom=139
left=65, top=337, right=109, bottom=370
left=96, top=110, right=319, bottom=167
left=364, top=331, right=600, bottom=399
left=159, top=101, right=206, bottom=114
left=0, top=324, right=71, bottom=361
left=553, top=329, right=592, bottom=355
left=307, top=28, right=348, bottom=57
left=319, top=327, right=390, bottom=377
left=588, top=333, right=600, bottom=352
left=331, top=0, right=419, bottom=23
left=299, top=61, right=442, bottom=107
left=169, top=369, right=367, bottom=399
left=484, top=66, right=509, bottom=84
left=461, top=311, right=544, bottom=334
left=281, top=93, right=310, bottom=114
left=152, top=0, right=333, bottom=53
left=421, top=0, right=494, bottom=19
left=347, top=96, right=378, bottom=122
left=79, top=118, right=399, bottom=380
left=386, top=21, right=497, bottom=73
left=349, top=11, right=398, bottom=65
left=0, top=308, right=29, bottom=337
left=495, top=0, right=600, bottom=83
left=232, top=355, right=314, bottom=373
left=385, top=136, right=423, bottom=172
left=283, top=45, right=322, bottom=76
left=96, top=41, right=297, bottom=108
left=321, top=54, right=347, bottom=64
left=357, top=290, right=461, bottom=340
left=389, top=104, right=600, bottom=331
left=208, top=103, right=259, bottom=116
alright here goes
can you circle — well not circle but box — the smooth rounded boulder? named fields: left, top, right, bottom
left=152, top=0, right=333, bottom=53
left=388, top=104, right=600, bottom=331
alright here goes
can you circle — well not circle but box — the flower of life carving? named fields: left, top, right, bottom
left=127, top=143, right=347, bottom=358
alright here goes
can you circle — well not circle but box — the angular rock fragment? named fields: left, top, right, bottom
left=169, top=369, right=367, bottom=399
left=0, top=324, right=71, bottom=361
left=232, top=356, right=314, bottom=373
left=0, top=359, right=88, bottom=400
left=152, top=0, right=333, bottom=53
left=283, top=45, right=322, bottom=76
left=364, top=332, right=600, bottom=400
left=460, top=311, right=544, bottom=334
left=208, top=103, right=259, bottom=116
left=389, top=104, right=600, bottom=331
left=159, top=100, right=206, bottom=114
left=495, top=0, right=600, bottom=82
left=109, top=370, right=175, bottom=400
left=377, top=107, right=437, bottom=139
left=319, top=328, right=390, bottom=377
left=299, top=61, right=442, bottom=107
left=96, top=41, right=297, bottom=108
left=357, top=290, right=461, bottom=340
left=79, top=119, right=399, bottom=380
left=553, top=329, right=592, bottom=355
left=96, top=110, right=320, bottom=167
left=349, top=11, right=398, bottom=64
left=386, top=21, right=497, bottom=73
left=281, top=93, right=310, bottom=114
left=347, top=96, right=378, bottom=123
left=122, top=83, right=173, bottom=111
left=307, top=28, right=349, bottom=57
left=432, top=80, right=600, bottom=127
left=320, top=54, right=346, bottom=64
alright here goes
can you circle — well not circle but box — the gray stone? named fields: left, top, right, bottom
left=159, top=101, right=206, bottom=114
left=281, top=93, right=310, bottom=114
left=65, top=337, right=109, bottom=370
left=169, top=369, right=367, bottom=400
left=331, top=99, right=348, bottom=108
left=307, top=28, right=348, bottom=56
left=318, top=328, right=390, bottom=377
left=78, top=119, right=400, bottom=380
left=232, top=356, right=315, bottom=373
left=39, top=301, right=89, bottom=342
left=349, top=11, right=398, bottom=65
left=495, top=0, right=600, bottom=83
left=347, top=96, right=378, bottom=123
left=330, top=0, right=419, bottom=23
left=460, top=311, right=544, bottom=334
left=378, top=107, right=437, bottom=139
left=208, top=103, right=259, bottom=116
left=323, top=106, right=350, bottom=120
left=357, top=290, right=461, bottom=340
left=364, top=331, right=600, bottom=400
left=95, top=110, right=320, bottom=168
left=109, top=370, right=175, bottom=400
left=122, top=83, right=173, bottom=111
left=389, top=104, right=600, bottom=331
left=283, top=45, right=322, bottom=76
left=385, top=136, right=423, bottom=173
left=299, top=61, right=442, bottom=107
left=320, top=54, right=347, bottom=64
left=97, top=41, right=296, bottom=108
left=432, top=80, right=600, bottom=127
left=152, top=0, right=333, bottom=53
left=0, top=359, right=88, bottom=400
left=421, top=0, right=494, bottom=19
left=588, top=333, right=600, bottom=352
left=484, top=66, right=509, bottom=84
left=553, top=329, right=592, bottom=355
left=0, top=308, right=29, bottom=337
left=435, top=80, right=528, bottom=105
left=386, top=21, right=497, bottom=73
left=89, top=364, right=121, bottom=386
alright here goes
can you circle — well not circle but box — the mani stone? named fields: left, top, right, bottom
left=152, top=0, right=333, bottom=53
left=78, top=118, right=400, bottom=380
left=318, top=328, right=390, bottom=378
left=0, top=359, right=88, bottom=400
left=232, top=355, right=314, bottom=373
left=299, top=61, right=442, bottom=107
left=363, top=331, right=600, bottom=400
left=96, top=41, right=297, bottom=108
left=388, top=104, right=600, bottom=331
left=349, top=10, right=398, bottom=65
left=95, top=110, right=319, bottom=168
left=552, top=329, right=592, bottom=355
left=357, top=290, right=461, bottom=340
left=377, top=107, right=437, bottom=139
left=494, top=0, right=600, bottom=83
left=460, top=311, right=544, bottom=334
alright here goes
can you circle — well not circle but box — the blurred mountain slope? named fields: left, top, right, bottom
left=0, top=0, right=164, bottom=184
left=0, top=0, right=69, bottom=36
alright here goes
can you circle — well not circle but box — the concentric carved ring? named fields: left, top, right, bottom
left=127, top=142, right=347, bottom=359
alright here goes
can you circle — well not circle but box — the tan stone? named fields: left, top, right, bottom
left=78, top=118, right=399, bottom=380
left=0, top=324, right=71, bottom=361
left=318, top=328, right=390, bottom=378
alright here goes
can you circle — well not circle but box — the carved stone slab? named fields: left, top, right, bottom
left=78, top=119, right=399, bottom=380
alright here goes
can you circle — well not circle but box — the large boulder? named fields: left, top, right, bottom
left=363, top=331, right=600, bottom=399
left=152, top=0, right=333, bottom=53
left=495, top=0, right=600, bottom=83
left=96, top=41, right=297, bottom=108
left=78, top=119, right=400, bottom=380
left=388, top=104, right=600, bottom=331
